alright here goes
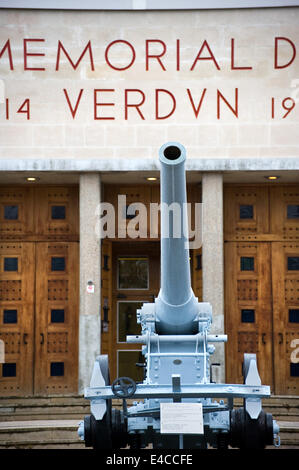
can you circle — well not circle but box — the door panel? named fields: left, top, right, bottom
left=35, top=187, right=79, bottom=241
left=115, top=298, right=151, bottom=383
left=0, top=188, right=34, bottom=240
left=270, top=186, right=299, bottom=242
left=110, top=242, right=160, bottom=381
left=34, top=242, right=79, bottom=395
left=104, top=186, right=152, bottom=240
left=225, top=242, right=273, bottom=388
left=0, top=243, right=35, bottom=396
left=272, top=242, right=299, bottom=395
left=224, top=186, right=269, bottom=241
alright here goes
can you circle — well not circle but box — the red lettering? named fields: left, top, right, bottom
left=94, top=89, right=115, bottom=120
left=271, top=97, right=275, bottom=119
left=146, top=40, right=166, bottom=71
left=17, top=98, right=30, bottom=120
left=105, top=40, right=136, bottom=71
left=275, top=37, right=296, bottom=69
left=56, top=40, right=94, bottom=71
left=24, top=39, right=45, bottom=71
left=217, top=88, right=238, bottom=119
left=5, top=98, right=9, bottom=120
left=231, top=38, right=252, bottom=70
left=282, top=97, right=295, bottom=118
left=0, top=39, right=14, bottom=70
left=125, top=89, right=145, bottom=120
left=190, top=40, right=220, bottom=71
left=155, top=89, right=176, bottom=120
left=63, top=89, right=84, bottom=119
left=187, top=88, right=207, bottom=118
left=176, top=39, right=180, bottom=71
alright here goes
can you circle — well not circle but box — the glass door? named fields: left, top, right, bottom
left=110, top=242, right=160, bottom=382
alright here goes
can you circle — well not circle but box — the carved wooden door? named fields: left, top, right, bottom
left=271, top=242, right=299, bottom=394
left=225, top=241, right=273, bottom=388
left=0, top=242, right=35, bottom=396
left=225, top=184, right=299, bottom=394
left=0, top=185, right=79, bottom=396
left=34, top=242, right=79, bottom=395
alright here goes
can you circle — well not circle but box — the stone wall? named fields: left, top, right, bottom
left=0, top=7, right=298, bottom=162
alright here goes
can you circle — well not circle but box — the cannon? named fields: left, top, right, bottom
left=78, top=142, right=280, bottom=449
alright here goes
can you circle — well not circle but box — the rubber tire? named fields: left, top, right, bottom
left=230, top=408, right=274, bottom=449
left=90, top=412, right=112, bottom=450
left=111, top=408, right=128, bottom=449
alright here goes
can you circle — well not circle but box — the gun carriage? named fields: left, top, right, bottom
left=78, top=142, right=280, bottom=450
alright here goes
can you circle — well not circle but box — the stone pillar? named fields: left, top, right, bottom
left=78, top=173, right=102, bottom=394
left=202, top=173, right=225, bottom=383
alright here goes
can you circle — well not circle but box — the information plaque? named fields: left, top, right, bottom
left=160, top=403, right=204, bottom=434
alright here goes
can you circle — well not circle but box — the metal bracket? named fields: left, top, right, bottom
left=88, top=355, right=109, bottom=420
left=243, top=354, right=262, bottom=419
left=172, top=374, right=182, bottom=402
left=85, top=382, right=270, bottom=401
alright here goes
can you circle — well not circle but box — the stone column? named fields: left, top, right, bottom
left=78, top=173, right=102, bottom=394
left=202, top=173, right=225, bottom=383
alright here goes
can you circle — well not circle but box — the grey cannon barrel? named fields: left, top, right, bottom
left=155, top=142, right=200, bottom=335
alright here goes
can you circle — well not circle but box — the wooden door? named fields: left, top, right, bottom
left=34, top=242, right=79, bottom=395
left=110, top=242, right=160, bottom=382
left=270, top=186, right=299, bottom=394
left=225, top=241, right=273, bottom=387
left=0, top=185, right=79, bottom=396
left=272, top=243, right=299, bottom=395
left=224, top=184, right=299, bottom=394
left=0, top=242, right=35, bottom=396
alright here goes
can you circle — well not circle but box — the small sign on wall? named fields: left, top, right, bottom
left=86, top=281, right=95, bottom=294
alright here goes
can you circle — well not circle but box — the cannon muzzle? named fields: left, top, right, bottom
left=155, top=142, right=199, bottom=335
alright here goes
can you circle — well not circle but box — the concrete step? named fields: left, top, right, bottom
left=271, top=421, right=299, bottom=449
left=234, top=395, right=299, bottom=422
left=0, top=395, right=90, bottom=421
left=0, top=420, right=86, bottom=449
left=1, top=395, right=298, bottom=420
left=0, top=395, right=298, bottom=449
left=0, top=419, right=298, bottom=449
left=263, top=396, right=299, bottom=422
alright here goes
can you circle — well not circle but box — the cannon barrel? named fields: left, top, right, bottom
left=155, top=142, right=199, bottom=335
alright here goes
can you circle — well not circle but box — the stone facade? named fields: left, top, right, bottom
left=0, top=6, right=298, bottom=392
left=0, top=7, right=298, bottom=162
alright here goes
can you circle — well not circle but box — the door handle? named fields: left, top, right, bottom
left=23, top=333, right=28, bottom=345
left=40, top=333, right=44, bottom=345
left=262, top=333, right=266, bottom=345
left=278, top=332, right=283, bottom=345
